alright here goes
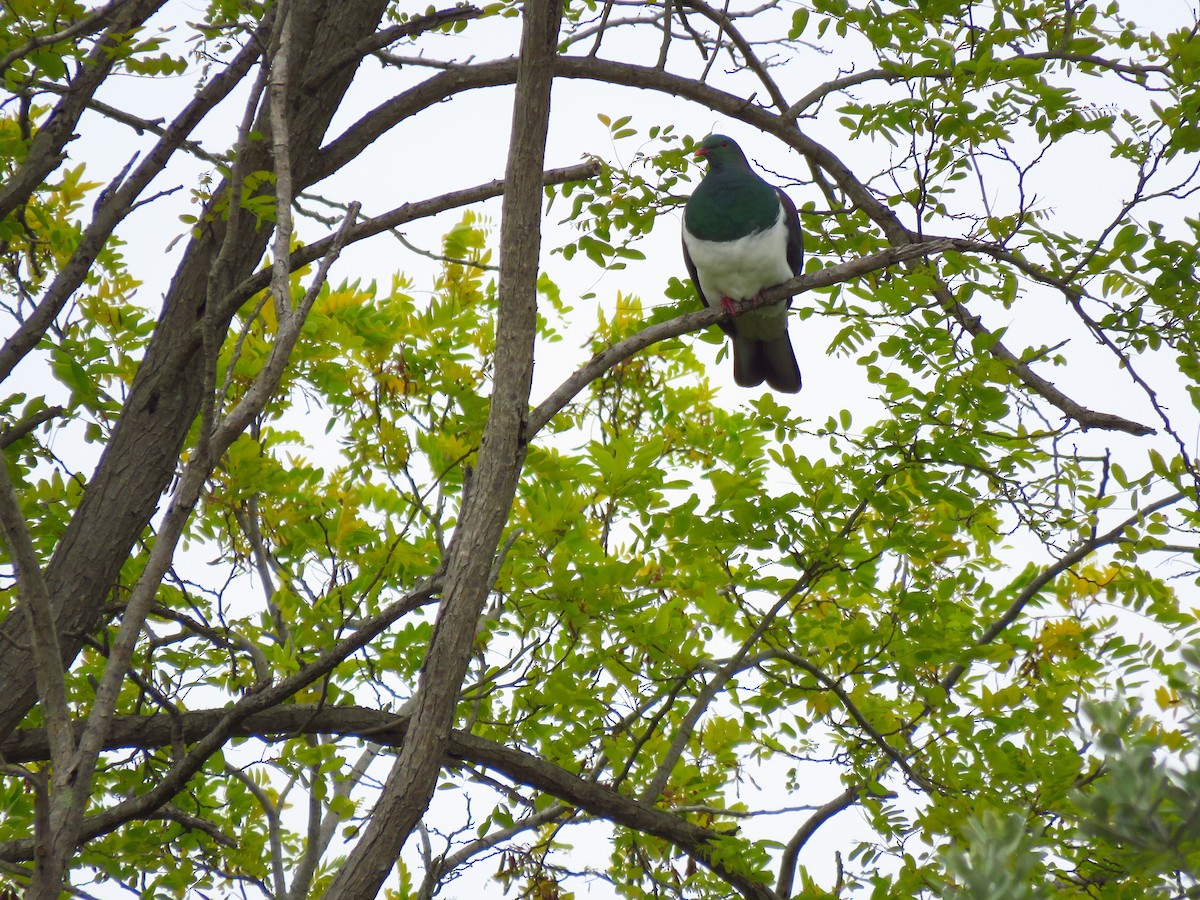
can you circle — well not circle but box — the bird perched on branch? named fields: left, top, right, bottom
left=682, top=134, right=803, bottom=393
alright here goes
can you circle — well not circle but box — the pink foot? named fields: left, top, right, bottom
left=721, top=296, right=737, bottom=315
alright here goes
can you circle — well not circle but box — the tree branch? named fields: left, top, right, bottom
left=300, top=5, right=487, bottom=92
left=763, top=650, right=934, bottom=791
left=940, top=490, right=1187, bottom=695
left=0, top=406, right=65, bottom=450
left=322, top=55, right=1151, bottom=437
left=528, top=241, right=957, bottom=437
left=214, top=161, right=600, bottom=325
left=267, top=2, right=298, bottom=327
left=680, top=0, right=790, bottom=113
left=0, top=457, right=74, bottom=897
left=0, top=705, right=778, bottom=900
left=776, top=787, right=858, bottom=898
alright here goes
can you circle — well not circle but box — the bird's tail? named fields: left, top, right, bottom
left=733, top=335, right=802, bottom=393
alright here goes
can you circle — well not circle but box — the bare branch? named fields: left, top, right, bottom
left=24, top=199, right=360, bottom=893
left=928, top=273, right=1154, bottom=436
left=785, top=67, right=900, bottom=120
left=940, top=490, right=1187, bottom=694
left=424, top=801, right=572, bottom=893
left=214, top=161, right=599, bottom=324
left=267, top=4, right=296, bottom=326
left=777, top=788, right=858, bottom=898
left=23, top=82, right=222, bottom=164
left=300, top=5, right=486, bottom=92
left=680, top=0, right=790, bottom=113
left=0, top=461, right=71, bottom=897
left=311, top=744, right=383, bottom=863
left=762, top=650, right=934, bottom=791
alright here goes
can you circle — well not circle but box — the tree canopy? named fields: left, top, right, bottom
left=2, top=1, right=1200, bottom=898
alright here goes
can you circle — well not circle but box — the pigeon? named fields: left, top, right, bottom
left=682, top=134, right=803, bottom=393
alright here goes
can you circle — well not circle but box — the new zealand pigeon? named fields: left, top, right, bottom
left=682, top=134, right=803, bottom=393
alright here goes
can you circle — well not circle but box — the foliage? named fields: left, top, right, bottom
left=0, top=1, right=1198, bottom=899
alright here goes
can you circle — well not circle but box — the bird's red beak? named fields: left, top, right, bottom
left=695, top=146, right=710, bottom=159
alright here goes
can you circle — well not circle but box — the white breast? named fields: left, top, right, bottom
left=683, top=209, right=794, bottom=305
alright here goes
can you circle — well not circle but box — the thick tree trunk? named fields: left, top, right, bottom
left=0, top=0, right=390, bottom=741
left=319, top=1, right=563, bottom=895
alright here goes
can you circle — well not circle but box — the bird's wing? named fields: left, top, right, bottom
left=776, top=188, right=805, bottom=278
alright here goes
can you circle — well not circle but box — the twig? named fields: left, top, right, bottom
left=374, top=51, right=469, bottom=70
left=152, top=805, right=237, bottom=849
left=940, top=490, right=1187, bottom=694
left=24, top=83, right=222, bottom=163
left=681, top=0, right=789, bottom=113
left=425, top=801, right=572, bottom=891
left=391, top=229, right=497, bottom=271
left=764, top=650, right=935, bottom=791
left=784, top=68, right=901, bottom=121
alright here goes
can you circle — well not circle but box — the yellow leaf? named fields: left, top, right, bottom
left=1155, top=686, right=1181, bottom=710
